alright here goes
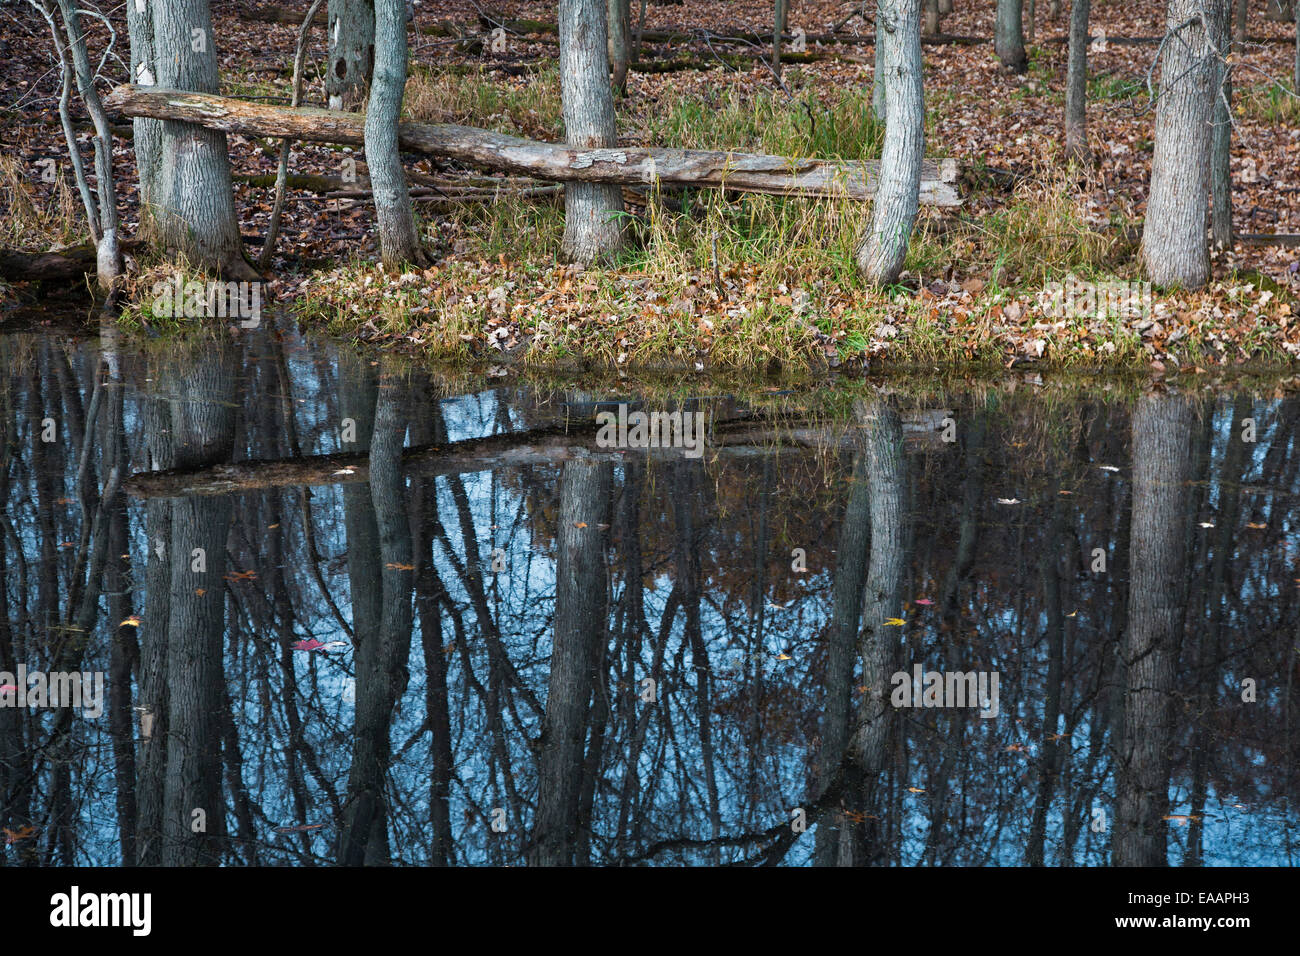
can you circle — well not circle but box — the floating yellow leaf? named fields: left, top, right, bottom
left=120, top=616, right=141, bottom=628
left=884, top=617, right=905, bottom=626
left=775, top=652, right=792, bottom=661
left=573, top=522, right=588, bottom=529
left=385, top=562, right=415, bottom=571
left=906, top=787, right=926, bottom=794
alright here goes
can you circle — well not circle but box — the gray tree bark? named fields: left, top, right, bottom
left=857, top=0, right=923, bottom=284
left=149, top=0, right=247, bottom=274
left=1063, top=0, right=1091, bottom=162
left=366, top=0, right=423, bottom=269
left=1113, top=393, right=1195, bottom=866
left=328, top=0, right=375, bottom=110
left=872, top=8, right=887, bottom=121
left=995, top=0, right=1028, bottom=71
left=1140, top=0, right=1228, bottom=288
left=1211, top=27, right=1233, bottom=249
left=560, top=0, right=625, bottom=264
left=1233, top=0, right=1247, bottom=41
left=125, top=0, right=162, bottom=215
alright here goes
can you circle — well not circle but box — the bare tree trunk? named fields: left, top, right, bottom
left=939, top=0, right=953, bottom=13
left=995, top=0, right=1027, bottom=71
left=1064, top=0, right=1091, bottom=162
left=1295, top=0, right=1298, bottom=95
left=608, top=0, right=631, bottom=94
left=1211, top=41, right=1233, bottom=249
left=1113, top=393, right=1195, bottom=866
left=1140, top=0, right=1227, bottom=288
left=1049, top=0, right=1060, bottom=16
left=125, top=0, right=162, bottom=217
left=923, top=0, right=940, bottom=33
left=366, top=0, right=423, bottom=269
left=1233, top=0, right=1247, bottom=41
left=57, top=0, right=122, bottom=289
left=773, top=0, right=788, bottom=72
left=1027, top=0, right=1036, bottom=40
left=559, top=0, right=624, bottom=264
left=872, top=7, right=887, bottom=120
left=529, top=461, right=611, bottom=866
left=149, top=0, right=247, bottom=274
left=328, top=0, right=375, bottom=110
left=857, top=0, right=923, bottom=284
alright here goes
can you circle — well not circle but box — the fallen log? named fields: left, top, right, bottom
left=0, top=246, right=98, bottom=283
left=234, top=2, right=462, bottom=35
left=477, top=13, right=984, bottom=46
left=104, top=87, right=962, bottom=206
left=123, top=417, right=854, bottom=498
left=0, top=240, right=146, bottom=284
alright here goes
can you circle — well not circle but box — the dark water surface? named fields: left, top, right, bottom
left=1, top=318, right=1298, bottom=867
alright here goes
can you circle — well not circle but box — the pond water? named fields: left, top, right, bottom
left=1, top=316, right=1297, bottom=866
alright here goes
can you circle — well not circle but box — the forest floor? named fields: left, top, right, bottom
left=1, top=0, right=1299, bottom=375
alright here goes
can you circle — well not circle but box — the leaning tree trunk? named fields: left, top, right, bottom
left=857, top=0, right=923, bottom=285
left=560, top=0, right=625, bottom=264
left=149, top=0, right=246, bottom=274
left=1063, top=0, right=1091, bottom=162
left=366, top=0, right=423, bottom=269
left=328, top=0, right=375, bottom=110
left=1112, top=393, right=1195, bottom=866
left=608, top=0, right=631, bottom=94
left=1140, top=0, right=1227, bottom=288
left=58, top=0, right=123, bottom=290
left=995, top=0, right=1027, bottom=71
